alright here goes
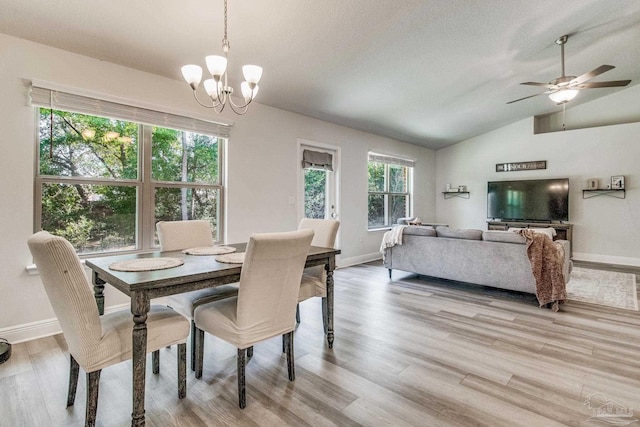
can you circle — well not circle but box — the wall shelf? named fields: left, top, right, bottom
left=443, top=191, right=470, bottom=199
left=582, top=189, right=626, bottom=199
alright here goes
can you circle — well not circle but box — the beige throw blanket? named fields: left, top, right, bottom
left=515, top=229, right=567, bottom=310
left=380, top=225, right=407, bottom=261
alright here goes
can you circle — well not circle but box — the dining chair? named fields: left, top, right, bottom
left=157, top=220, right=240, bottom=370
left=193, top=229, right=314, bottom=408
left=27, top=231, right=190, bottom=427
left=296, top=218, right=340, bottom=330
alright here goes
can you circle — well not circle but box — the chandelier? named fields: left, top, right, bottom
left=181, top=0, right=263, bottom=115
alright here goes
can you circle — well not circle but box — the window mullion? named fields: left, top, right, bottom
left=140, top=125, right=153, bottom=251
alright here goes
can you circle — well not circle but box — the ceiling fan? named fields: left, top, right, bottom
left=507, top=35, right=631, bottom=105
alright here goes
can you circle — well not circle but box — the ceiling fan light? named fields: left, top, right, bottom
left=549, top=89, right=578, bottom=104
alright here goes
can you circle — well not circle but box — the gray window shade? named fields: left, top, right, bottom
left=302, top=149, right=333, bottom=171
left=368, top=152, right=415, bottom=168
left=30, top=85, right=232, bottom=138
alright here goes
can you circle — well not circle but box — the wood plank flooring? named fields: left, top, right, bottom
left=1, top=261, right=639, bottom=426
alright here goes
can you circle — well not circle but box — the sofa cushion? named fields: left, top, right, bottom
left=403, top=225, right=436, bottom=236
left=483, top=230, right=526, bottom=244
left=508, top=227, right=556, bottom=239
left=436, top=226, right=483, bottom=240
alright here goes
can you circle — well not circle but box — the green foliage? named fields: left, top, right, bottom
left=367, top=161, right=409, bottom=227
left=38, top=109, right=221, bottom=253
left=304, top=169, right=326, bottom=219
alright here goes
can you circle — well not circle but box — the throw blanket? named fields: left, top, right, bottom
left=515, top=229, right=567, bottom=310
left=380, top=225, right=407, bottom=261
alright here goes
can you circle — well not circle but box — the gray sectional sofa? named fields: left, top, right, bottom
left=383, top=226, right=571, bottom=294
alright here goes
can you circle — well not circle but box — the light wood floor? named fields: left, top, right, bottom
left=2, top=261, right=640, bottom=426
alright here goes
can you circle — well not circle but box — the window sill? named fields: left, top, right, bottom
left=368, top=227, right=392, bottom=232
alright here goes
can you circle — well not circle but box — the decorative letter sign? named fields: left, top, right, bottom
left=496, top=160, right=547, bottom=172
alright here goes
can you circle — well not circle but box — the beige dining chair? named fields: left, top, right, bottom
left=156, top=220, right=240, bottom=370
left=296, top=218, right=340, bottom=331
left=27, top=231, right=190, bottom=427
left=193, top=229, right=314, bottom=408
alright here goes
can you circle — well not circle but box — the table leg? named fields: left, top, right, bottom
left=131, top=292, right=150, bottom=427
left=92, top=271, right=106, bottom=315
left=325, top=257, right=335, bottom=348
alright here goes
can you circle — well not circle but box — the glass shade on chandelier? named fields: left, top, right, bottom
left=548, top=89, right=578, bottom=104
left=180, top=0, right=262, bottom=115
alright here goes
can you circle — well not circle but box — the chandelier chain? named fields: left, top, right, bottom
left=222, top=0, right=229, bottom=52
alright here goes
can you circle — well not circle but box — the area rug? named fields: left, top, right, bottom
left=566, top=267, right=638, bottom=311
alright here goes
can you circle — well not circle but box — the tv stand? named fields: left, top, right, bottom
left=487, top=220, right=573, bottom=257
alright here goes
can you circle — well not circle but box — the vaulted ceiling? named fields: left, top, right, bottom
left=2, top=0, right=640, bottom=149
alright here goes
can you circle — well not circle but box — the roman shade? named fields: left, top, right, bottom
left=302, top=149, right=333, bottom=171
left=30, top=84, right=232, bottom=138
left=368, top=152, right=415, bottom=168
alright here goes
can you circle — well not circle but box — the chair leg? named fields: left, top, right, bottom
left=284, top=331, right=295, bottom=381
left=295, top=303, right=301, bottom=324
left=321, top=297, right=328, bottom=334
left=177, top=343, right=186, bottom=399
left=237, top=348, right=246, bottom=409
left=152, top=350, right=160, bottom=374
left=67, top=355, right=79, bottom=407
left=247, top=346, right=253, bottom=359
left=190, top=320, right=196, bottom=372
left=194, top=327, right=205, bottom=379
left=85, top=370, right=101, bottom=427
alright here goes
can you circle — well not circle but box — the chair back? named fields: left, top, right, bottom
left=298, top=218, right=339, bottom=248
left=236, top=229, right=314, bottom=335
left=298, top=218, right=340, bottom=281
left=157, top=220, right=214, bottom=251
left=27, top=232, right=103, bottom=367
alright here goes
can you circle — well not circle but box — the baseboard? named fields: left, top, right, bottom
left=338, top=252, right=382, bottom=268
left=572, top=252, right=640, bottom=268
left=0, top=303, right=129, bottom=344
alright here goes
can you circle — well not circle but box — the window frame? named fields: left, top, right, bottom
left=367, top=153, right=414, bottom=230
left=33, top=106, right=226, bottom=256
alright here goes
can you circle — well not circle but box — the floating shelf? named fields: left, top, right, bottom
left=443, top=191, right=470, bottom=199
left=582, top=189, right=625, bottom=199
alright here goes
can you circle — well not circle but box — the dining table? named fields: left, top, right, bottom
left=85, top=243, right=340, bottom=427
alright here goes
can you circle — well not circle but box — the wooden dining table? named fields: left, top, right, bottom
left=85, top=243, right=340, bottom=427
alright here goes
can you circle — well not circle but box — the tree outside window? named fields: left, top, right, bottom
left=36, top=108, right=223, bottom=254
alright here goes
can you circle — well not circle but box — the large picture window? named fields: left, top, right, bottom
left=367, top=153, right=414, bottom=229
left=32, top=86, right=229, bottom=255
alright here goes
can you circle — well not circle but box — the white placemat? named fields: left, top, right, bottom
left=182, top=246, right=237, bottom=256
left=109, top=257, right=184, bottom=272
left=215, top=252, right=246, bottom=264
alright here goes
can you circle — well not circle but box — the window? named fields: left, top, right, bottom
left=32, top=86, right=229, bottom=255
left=301, top=148, right=334, bottom=219
left=367, top=153, right=414, bottom=228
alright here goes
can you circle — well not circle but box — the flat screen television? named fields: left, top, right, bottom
left=487, top=178, right=569, bottom=222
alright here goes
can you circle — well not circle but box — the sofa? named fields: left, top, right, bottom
left=383, top=226, right=571, bottom=294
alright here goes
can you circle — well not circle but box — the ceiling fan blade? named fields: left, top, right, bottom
left=576, top=80, right=631, bottom=88
left=571, top=65, right=615, bottom=85
left=506, top=91, right=549, bottom=104
left=520, top=82, right=552, bottom=87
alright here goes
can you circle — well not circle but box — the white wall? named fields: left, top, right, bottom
left=0, top=33, right=436, bottom=342
left=436, top=94, right=640, bottom=266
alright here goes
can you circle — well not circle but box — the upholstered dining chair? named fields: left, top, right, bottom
left=296, top=218, right=340, bottom=330
left=27, top=231, right=190, bottom=427
left=193, top=229, right=314, bottom=408
left=156, top=220, right=240, bottom=370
